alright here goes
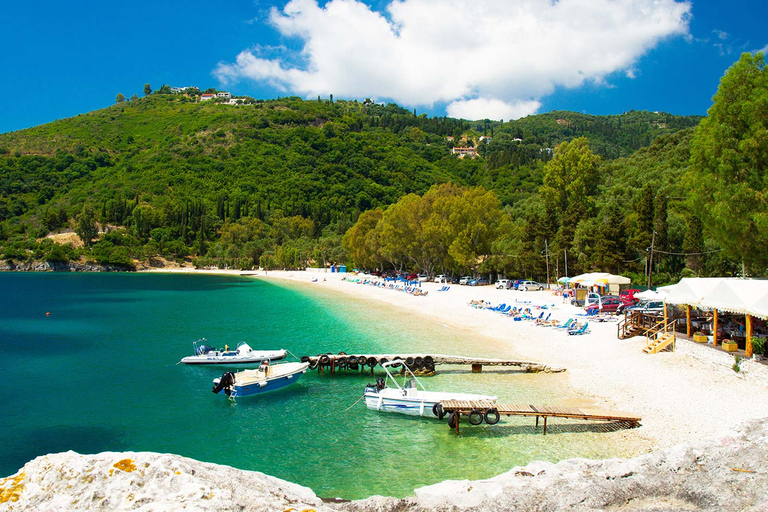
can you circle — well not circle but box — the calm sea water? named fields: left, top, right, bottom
left=0, top=273, right=643, bottom=499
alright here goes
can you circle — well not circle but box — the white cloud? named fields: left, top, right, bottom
left=215, top=0, right=691, bottom=120
left=446, top=98, right=541, bottom=121
left=713, top=29, right=729, bottom=40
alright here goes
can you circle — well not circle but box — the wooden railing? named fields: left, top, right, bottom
left=643, top=318, right=677, bottom=353
left=618, top=311, right=664, bottom=339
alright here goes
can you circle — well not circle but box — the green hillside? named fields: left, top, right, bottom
left=0, top=91, right=703, bottom=275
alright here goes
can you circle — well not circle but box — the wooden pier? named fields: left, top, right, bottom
left=300, top=353, right=566, bottom=374
left=439, top=400, right=641, bottom=434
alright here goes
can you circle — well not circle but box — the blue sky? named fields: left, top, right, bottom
left=1, top=0, right=766, bottom=134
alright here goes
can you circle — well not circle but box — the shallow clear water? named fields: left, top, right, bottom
left=0, top=273, right=642, bottom=499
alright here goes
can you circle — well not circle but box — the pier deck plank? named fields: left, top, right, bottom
left=439, top=400, right=641, bottom=434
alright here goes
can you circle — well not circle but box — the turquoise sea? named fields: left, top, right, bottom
left=0, top=273, right=643, bottom=499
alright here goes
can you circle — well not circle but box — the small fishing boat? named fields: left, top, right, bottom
left=364, top=361, right=497, bottom=417
left=180, top=339, right=287, bottom=366
left=212, top=361, right=310, bottom=398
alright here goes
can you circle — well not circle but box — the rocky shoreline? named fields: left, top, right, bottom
left=0, top=260, right=133, bottom=272
left=2, top=417, right=766, bottom=511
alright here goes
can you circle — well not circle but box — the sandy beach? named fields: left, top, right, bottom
left=151, top=267, right=768, bottom=453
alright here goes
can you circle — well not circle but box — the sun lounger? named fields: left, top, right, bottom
left=553, top=318, right=575, bottom=329
left=567, top=322, right=590, bottom=335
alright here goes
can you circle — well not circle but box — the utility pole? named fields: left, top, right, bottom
left=647, top=231, right=655, bottom=289
left=564, top=249, right=568, bottom=278
left=545, top=240, right=550, bottom=289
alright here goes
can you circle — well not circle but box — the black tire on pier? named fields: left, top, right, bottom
left=484, top=409, right=500, bottom=425
left=447, top=412, right=457, bottom=429
left=423, top=355, right=434, bottom=366
left=357, top=356, right=367, bottom=366
left=405, top=356, right=415, bottom=366
left=468, top=410, right=484, bottom=425
left=300, top=356, right=310, bottom=363
left=319, top=354, right=330, bottom=365
left=308, top=360, right=318, bottom=370
left=367, top=357, right=377, bottom=368
left=432, top=403, right=445, bottom=419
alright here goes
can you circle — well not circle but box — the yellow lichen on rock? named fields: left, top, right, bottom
left=0, top=472, right=26, bottom=504
left=112, top=459, right=137, bottom=473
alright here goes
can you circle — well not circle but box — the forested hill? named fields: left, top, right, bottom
left=0, top=92, right=700, bottom=270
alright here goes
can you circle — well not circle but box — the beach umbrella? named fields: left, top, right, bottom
left=557, top=276, right=570, bottom=283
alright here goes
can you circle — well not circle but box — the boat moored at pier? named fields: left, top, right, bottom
left=180, top=340, right=287, bottom=366
left=212, top=361, right=309, bottom=398
left=364, top=361, right=497, bottom=417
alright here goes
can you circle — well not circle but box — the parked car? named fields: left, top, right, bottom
left=434, top=274, right=449, bottom=283
left=469, top=277, right=489, bottom=286
left=459, top=276, right=472, bottom=285
left=417, top=274, right=429, bottom=282
left=519, top=280, right=545, bottom=291
left=495, top=279, right=509, bottom=289
left=620, top=289, right=641, bottom=302
left=586, top=297, right=634, bottom=314
left=618, top=300, right=664, bottom=315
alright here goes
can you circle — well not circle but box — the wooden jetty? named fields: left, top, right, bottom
left=439, top=400, right=641, bottom=434
left=300, top=353, right=566, bottom=375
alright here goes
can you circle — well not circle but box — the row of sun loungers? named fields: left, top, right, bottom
left=343, top=277, right=429, bottom=296
left=467, top=300, right=591, bottom=335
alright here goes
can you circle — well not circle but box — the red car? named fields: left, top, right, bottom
left=620, top=289, right=641, bottom=301
left=586, top=297, right=635, bottom=314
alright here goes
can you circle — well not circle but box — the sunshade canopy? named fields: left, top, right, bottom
left=663, top=278, right=768, bottom=319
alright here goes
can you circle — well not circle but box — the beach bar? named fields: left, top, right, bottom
left=661, top=278, right=768, bottom=357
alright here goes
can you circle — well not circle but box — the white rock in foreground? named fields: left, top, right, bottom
left=3, top=419, right=768, bottom=511
left=0, top=451, right=329, bottom=511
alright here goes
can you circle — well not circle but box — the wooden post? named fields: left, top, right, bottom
left=746, top=315, right=753, bottom=357
left=663, top=302, right=668, bottom=333
left=713, top=309, right=719, bottom=347
left=455, top=412, right=460, bottom=435
left=471, top=363, right=482, bottom=373
left=686, top=305, right=691, bottom=337
left=543, top=416, right=548, bottom=435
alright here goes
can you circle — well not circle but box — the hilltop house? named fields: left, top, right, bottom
left=452, top=147, right=476, bottom=158
left=200, top=93, right=216, bottom=101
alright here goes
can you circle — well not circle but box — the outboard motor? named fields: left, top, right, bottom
left=376, top=377, right=385, bottom=391
left=212, top=371, right=236, bottom=396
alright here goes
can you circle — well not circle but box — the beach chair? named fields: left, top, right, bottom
left=553, top=318, right=575, bottom=329
left=568, top=322, right=590, bottom=335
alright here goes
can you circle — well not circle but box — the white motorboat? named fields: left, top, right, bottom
left=212, top=361, right=310, bottom=398
left=180, top=339, right=287, bottom=366
left=363, top=361, right=497, bottom=417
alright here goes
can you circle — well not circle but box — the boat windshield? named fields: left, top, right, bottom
left=380, top=361, right=426, bottom=392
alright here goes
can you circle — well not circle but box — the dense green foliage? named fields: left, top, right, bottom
left=689, top=52, right=768, bottom=272
left=1, top=72, right=754, bottom=284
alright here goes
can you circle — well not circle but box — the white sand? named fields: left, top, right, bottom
left=149, top=267, right=768, bottom=451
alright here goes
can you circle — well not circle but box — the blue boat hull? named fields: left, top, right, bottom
left=227, top=372, right=305, bottom=397
left=214, top=363, right=309, bottom=398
